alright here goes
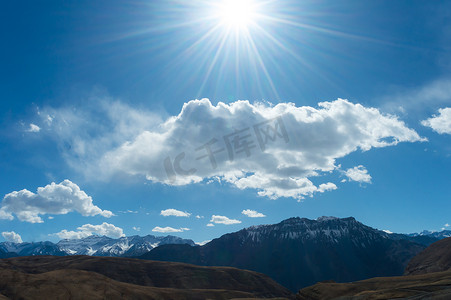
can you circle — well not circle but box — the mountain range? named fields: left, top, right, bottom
left=1, top=216, right=450, bottom=293
left=0, top=235, right=195, bottom=258
left=141, top=216, right=441, bottom=291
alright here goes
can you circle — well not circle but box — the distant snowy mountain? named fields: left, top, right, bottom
left=0, top=235, right=195, bottom=258
left=0, top=241, right=66, bottom=257
left=408, top=230, right=451, bottom=239
left=57, top=234, right=195, bottom=257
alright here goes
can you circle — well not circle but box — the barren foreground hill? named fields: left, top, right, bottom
left=0, top=255, right=293, bottom=300
left=405, top=237, right=451, bottom=275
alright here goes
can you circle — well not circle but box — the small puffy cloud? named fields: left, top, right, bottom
left=132, top=226, right=141, bottom=231
left=445, top=223, right=450, bottom=227
left=152, top=226, right=190, bottom=233
left=383, top=230, right=393, bottom=234
left=421, top=107, right=451, bottom=134
left=99, top=99, right=423, bottom=200
left=210, top=215, right=241, bottom=225
left=242, top=209, right=266, bottom=218
left=344, top=165, right=372, bottom=183
left=27, top=123, right=41, bottom=133
left=55, top=222, right=125, bottom=240
left=196, top=215, right=204, bottom=219
left=318, top=182, right=338, bottom=192
left=0, top=180, right=113, bottom=223
left=160, top=209, right=191, bottom=217
left=207, top=223, right=214, bottom=227
left=2, top=231, right=23, bottom=243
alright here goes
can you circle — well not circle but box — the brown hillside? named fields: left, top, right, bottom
left=405, top=236, right=451, bottom=275
left=0, top=256, right=293, bottom=300
left=297, top=269, right=451, bottom=300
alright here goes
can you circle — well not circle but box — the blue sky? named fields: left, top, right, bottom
left=1, top=0, right=450, bottom=244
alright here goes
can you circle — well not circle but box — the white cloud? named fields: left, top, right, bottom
left=99, top=99, right=423, bottom=200
left=241, top=209, right=266, bottom=218
left=27, top=123, right=41, bottom=133
left=206, top=223, right=214, bottom=227
left=2, top=231, right=23, bottom=243
left=210, top=215, right=241, bottom=225
left=55, top=222, right=125, bottom=239
left=160, top=209, right=191, bottom=217
left=445, top=223, right=450, bottom=227
left=196, top=215, right=204, bottom=219
left=132, top=226, right=141, bottom=231
left=152, top=226, right=190, bottom=233
left=383, top=230, right=393, bottom=234
left=344, top=165, right=372, bottom=183
left=421, top=107, right=451, bottom=134
left=318, top=182, right=338, bottom=192
left=0, top=180, right=113, bottom=223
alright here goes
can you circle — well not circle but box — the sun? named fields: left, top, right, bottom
left=217, top=0, right=258, bottom=30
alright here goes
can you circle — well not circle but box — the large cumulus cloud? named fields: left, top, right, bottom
left=99, top=98, right=424, bottom=200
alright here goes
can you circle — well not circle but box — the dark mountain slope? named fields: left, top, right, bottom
left=142, top=217, right=425, bottom=292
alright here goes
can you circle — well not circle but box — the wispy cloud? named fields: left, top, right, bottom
left=381, top=78, right=451, bottom=113
left=38, top=96, right=163, bottom=178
